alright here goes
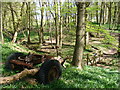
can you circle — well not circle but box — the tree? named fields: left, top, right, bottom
left=59, top=1, right=63, bottom=47
left=54, top=1, right=59, bottom=46
left=9, top=3, right=17, bottom=43
left=107, top=2, right=112, bottom=29
left=26, top=2, right=31, bottom=43
left=96, top=2, right=99, bottom=24
left=39, top=1, right=45, bottom=44
left=99, top=2, right=104, bottom=26
left=0, top=2, right=4, bottom=44
left=72, top=2, right=86, bottom=69
left=118, top=2, right=120, bottom=56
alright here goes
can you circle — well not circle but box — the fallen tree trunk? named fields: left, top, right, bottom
left=0, top=56, right=71, bottom=85
left=0, top=68, right=39, bottom=84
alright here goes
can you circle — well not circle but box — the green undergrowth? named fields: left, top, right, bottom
left=1, top=66, right=119, bottom=88
left=1, top=43, right=119, bottom=88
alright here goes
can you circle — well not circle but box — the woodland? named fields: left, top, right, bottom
left=0, top=0, right=120, bottom=88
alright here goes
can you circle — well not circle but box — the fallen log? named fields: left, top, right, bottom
left=1, top=55, right=70, bottom=85
left=10, top=60, right=33, bottom=68
left=0, top=68, right=39, bottom=84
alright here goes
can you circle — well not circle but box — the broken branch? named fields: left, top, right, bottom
left=0, top=68, right=39, bottom=84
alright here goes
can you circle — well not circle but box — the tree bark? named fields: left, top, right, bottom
left=0, top=2, right=4, bottom=44
left=102, top=3, right=105, bottom=24
left=39, top=1, right=44, bottom=44
left=117, top=2, right=120, bottom=56
left=99, top=2, right=104, bottom=26
left=54, top=1, right=59, bottom=47
left=84, top=3, right=90, bottom=48
left=9, top=3, right=17, bottom=43
left=72, top=2, right=86, bottom=69
left=0, top=68, right=39, bottom=84
left=113, top=2, right=117, bottom=29
left=108, top=2, right=112, bottom=29
left=96, top=2, right=99, bottom=24
left=59, top=2, right=63, bottom=48
left=27, top=2, right=31, bottom=43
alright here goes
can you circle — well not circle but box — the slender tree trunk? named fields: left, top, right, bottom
left=39, top=2, right=44, bottom=44
left=117, top=2, right=120, bottom=56
left=72, top=2, right=86, bottom=69
left=96, top=2, right=99, bottom=24
left=108, top=2, right=112, bottom=29
left=9, top=3, right=17, bottom=43
left=85, top=3, right=90, bottom=47
left=90, top=13, right=92, bottom=22
left=27, top=2, right=31, bottom=43
left=113, top=2, right=117, bottom=29
left=67, top=0, right=70, bottom=31
left=104, top=4, right=108, bottom=24
left=99, top=2, right=103, bottom=26
left=102, top=3, right=105, bottom=24
left=0, top=2, right=4, bottom=44
left=54, top=1, right=59, bottom=46
left=59, top=2, right=62, bottom=48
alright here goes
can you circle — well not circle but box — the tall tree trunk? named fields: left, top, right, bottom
left=104, top=4, right=108, bottom=24
left=102, top=3, right=105, bottom=24
left=117, top=2, right=120, bottom=56
left=9, top=3, right=17, bottom=43
left=27, top=2, right=31, bottom=43
left=85, top=3, right=90, bottom=48
left=54, top=1, right=59, bottom=46
left=59, top=2, right=62, bottom=48
left=0, top=2, right=4, bottom=44
left=72, top=2, right=86, bottom=69
left=96, top=2, right=99, bottom=24
left=113, top=2, right=117, bottom=29
left=108, top=2, right=112, bottom=29
left=39, top=1, right=44, bottom=44
left=99, top=2, right=103, bottom=26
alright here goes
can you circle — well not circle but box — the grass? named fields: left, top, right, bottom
left=0, top=43, right=119, bottom=88
left=1, top=66, right=119, bottom=88
left=1, top=22, right=119, bottom=88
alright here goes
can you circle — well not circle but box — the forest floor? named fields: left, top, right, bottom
left=1, top=26, right=119, bottom=88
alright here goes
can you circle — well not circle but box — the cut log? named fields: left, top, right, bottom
left=10, top=60, right=33, bottom=68
left=0, top=68, right=39, bottom=84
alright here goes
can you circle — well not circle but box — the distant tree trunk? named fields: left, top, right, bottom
left=96, top=2, right=99, bottom=24
left=9, top=3, right=17, bottom=43
left=39, top=2, right=44, bottom=44
left=113, top=2, right=117, bottom=29
left=99, top=2, right=104, bottom=26
left=27, top=2, right=31, bottom=43
left=102, top=3, right=105, bottom=24
left=104, top=4, right=108, bottom=24
left=67, top=0, right=70, bottom=31
left=54, top=1, right=59, bottom=46
left=117, top=2, right=120, bottom=56
left=0, top=2, right=4, bottom=44
left=20, top=2, right=25, bottom=17
left=72, top=2, right=86, bottom=69
left=90, top=13, right=92, bottom=22
left=108, top=2, right=112, bottom=29
left=85, top=3, right=90, bottom=48
left=59, top=2, right=62, bottom=48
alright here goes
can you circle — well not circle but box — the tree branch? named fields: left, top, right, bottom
left=0, top=68, right=39, bottom=84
